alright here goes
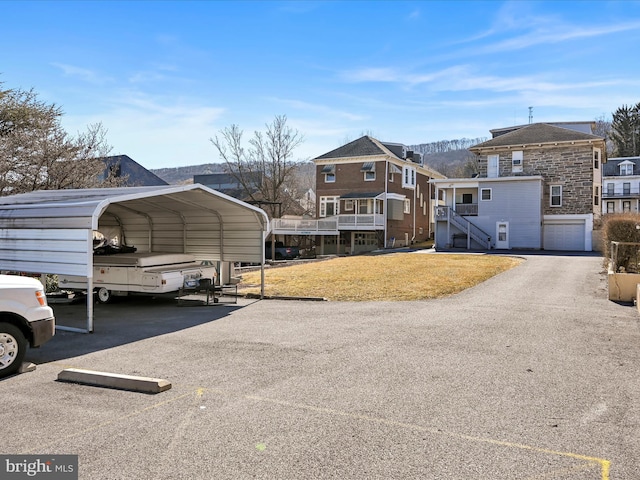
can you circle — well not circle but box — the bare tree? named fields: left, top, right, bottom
left=0, top=84, right=125, bottom=195
left=210, top=115, right=304, bottom=218
left=593, top=114, right=614, bottom=155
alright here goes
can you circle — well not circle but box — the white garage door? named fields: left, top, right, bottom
left=543, top=222, right=585, bottom=251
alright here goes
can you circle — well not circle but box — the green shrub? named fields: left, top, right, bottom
left=602, top=213, right=640, bottom=272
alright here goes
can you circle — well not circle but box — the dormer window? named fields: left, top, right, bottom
left=619, top=161, right=634, bottom=176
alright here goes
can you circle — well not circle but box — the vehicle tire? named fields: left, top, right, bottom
left=0, top=322, right=27, bottom=378
left=96, top=287, right=112, bottom=304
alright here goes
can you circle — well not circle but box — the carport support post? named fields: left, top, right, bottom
left=87, top=276, right=94, bottom=332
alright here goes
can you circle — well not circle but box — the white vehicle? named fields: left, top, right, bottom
left=59, top=252, right=218, bottom=304
left=0, top=275, right=56, bottom=378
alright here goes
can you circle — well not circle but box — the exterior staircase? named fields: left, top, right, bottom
left=436, top=206, right=492, bottom=249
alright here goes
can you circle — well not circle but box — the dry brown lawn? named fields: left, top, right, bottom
left=238, top=253, right=523, bottom=301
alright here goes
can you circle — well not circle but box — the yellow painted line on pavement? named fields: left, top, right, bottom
left=244, top=393, right=611, bottom=480
left=37, top=380, right=611, bottom=480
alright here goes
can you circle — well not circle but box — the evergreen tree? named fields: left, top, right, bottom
left=610, top=103, right=640, bottom=157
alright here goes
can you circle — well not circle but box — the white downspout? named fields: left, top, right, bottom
left=411, top=180, right=417, bottom=244
left=384, top=161, right=388, bottom=248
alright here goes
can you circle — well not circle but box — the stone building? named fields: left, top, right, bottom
left=430, top=123, right=605, bottom=251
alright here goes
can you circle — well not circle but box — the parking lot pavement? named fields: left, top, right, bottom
left=2, top=253, right=640, bottom=479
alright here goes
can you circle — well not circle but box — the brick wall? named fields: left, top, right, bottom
left=316, top=160, right=434, bottom=245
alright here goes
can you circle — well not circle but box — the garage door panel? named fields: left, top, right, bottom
left=543, top=222, right=585, bottom=251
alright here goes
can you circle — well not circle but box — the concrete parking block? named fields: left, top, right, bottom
left=57, top=368, right=171, bottom=394
left=18, top=362, right=37, bottom=373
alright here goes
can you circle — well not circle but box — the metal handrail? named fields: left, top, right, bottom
left=436, top=206, right=492, bottom=249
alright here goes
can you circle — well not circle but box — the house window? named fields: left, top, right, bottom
left=389, top=164, right=401, bottom=183
left=344, top=199, right=354, bottom=211
left=623, top=200, right=631, bottom=212
left=550, top=185, right=562, bottom=207
left=594, top=148, right=601, bottom=169
left=606, top=201, right=615, bottom=214
left=319, top=196, right=339, bottom=217
left=606, top=183, right=614, bottom=196
left=361, top=162, right=375, bottom=181
left=358, top=199, right=373, bottom=214
left=481, top=188, right=492, bottom=201
left=402, top=166, right=416, bottom=189
left=624, top=182, right=631, bottom=195
left=462, top=193, right=473, bottom=204
left=512, top=151, right=523, bottom=173
left=620, top=162, right=634, bottom=175
left=404, top=199, right=411, bottom=214
left=487, top=154, right=499, bottom=178
left=594, top=186, right=599, bottom=206
left=321, top=164, right=336, bottom=183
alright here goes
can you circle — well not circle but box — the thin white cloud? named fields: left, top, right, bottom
left=267, top=97, right=367, bottom=121
left=482, top=21, right=640, bottom=54
left=51, top=62, right=108, bottom=84
left=62, top=92, right=227, bottom=167
left=407, top=8, right=420, bottom=21
left=340, top=67, right=400, bottom=83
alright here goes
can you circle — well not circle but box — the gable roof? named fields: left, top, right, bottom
left=102, top=155, right=169, bottom=186
left=314, top=136, right=391, bottom=160
left=490, top=121, right=596, bottom=138
left=470, top=123, right=604, bottom=151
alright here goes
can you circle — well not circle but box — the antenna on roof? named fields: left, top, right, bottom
left=528, top=106, right=533, bottom=124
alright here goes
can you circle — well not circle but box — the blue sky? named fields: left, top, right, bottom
left=3, top=1, right=640, bottom=169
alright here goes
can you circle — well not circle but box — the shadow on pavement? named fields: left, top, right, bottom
left=24, top=294, right=257, bottom=367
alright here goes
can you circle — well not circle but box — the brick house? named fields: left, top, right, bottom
left=430, top=123, right=606, bottom=251
left=311, top=136, right=445, bottom=254
left=601, top=156, right=640, bottom=215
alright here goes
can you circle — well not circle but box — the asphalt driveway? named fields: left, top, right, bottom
left=2, top=252, right=639, bottom=479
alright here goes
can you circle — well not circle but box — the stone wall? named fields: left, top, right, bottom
left=477, top=144, right=594, bottom=215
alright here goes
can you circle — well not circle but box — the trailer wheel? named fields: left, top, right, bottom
left=96, top=287, right=112, bottom=304
left=0, top=322, right=27, bottom=378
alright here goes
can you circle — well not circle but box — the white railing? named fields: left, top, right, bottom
left=271, top=217, right=338, bottom=233
left=337, top=214, right=384, bottom=229
left=271, top=214, right=384, bottom=234
left=454, top=203, right=478, bottom=216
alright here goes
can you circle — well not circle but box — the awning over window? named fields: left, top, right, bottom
left=321, top=164, right=335, bottom=174
left=389, top=164, right=402, bottom=174
left=340, top=192, right=384, bottom=199
left=361, top=162, right=375, bottom=172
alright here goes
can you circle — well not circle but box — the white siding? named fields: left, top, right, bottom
left=476, top=179, right=542, bottom=249
left=0, top=185, right=269, bottom=276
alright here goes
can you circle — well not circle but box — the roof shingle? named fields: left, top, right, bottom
left=470, top=123, right=603, bottom=150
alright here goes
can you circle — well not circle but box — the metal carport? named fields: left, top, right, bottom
left=0, top=185, right=269, bottom=332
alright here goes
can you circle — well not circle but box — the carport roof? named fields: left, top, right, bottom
left=0, top=184, right=269, bottom=266
left=0, top=185, right=269, bottom=332
left=0, top=184, right=268, bottom=237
